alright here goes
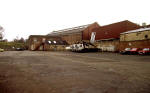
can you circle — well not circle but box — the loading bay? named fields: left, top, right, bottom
left=0, top=51, right=150, bottom=93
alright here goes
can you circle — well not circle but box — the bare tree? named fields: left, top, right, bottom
left=13, top=36, right=25, bottom=43
left=18, top=37, right=25, bottom=43
left=0, top=26, right=4, bottom=40
left=13, top=36, right=19, bottom=42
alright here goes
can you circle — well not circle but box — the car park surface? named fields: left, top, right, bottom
left=0, top=51, right=150, bottom=93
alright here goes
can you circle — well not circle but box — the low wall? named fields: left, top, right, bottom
left=96, top=40, right=120, bottom=52
left=119, top=39, right=150, bottom=50
left=44, top=44, right=67, bottom=51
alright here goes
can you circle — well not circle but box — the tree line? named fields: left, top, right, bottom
left=0, top=25, right=28, bottom=43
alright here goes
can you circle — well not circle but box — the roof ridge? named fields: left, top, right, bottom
left=121, top=27, right=150, bottom=34
left=100, top=20, right=136, bottom=27
left=53, top=24, right=90, bottom=32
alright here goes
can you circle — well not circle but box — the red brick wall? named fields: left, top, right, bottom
left=92, top=20, right=140, bottom=40
left=61, top=32, right=82, bottom=44
left=28, top=35, right=62, bottom=50
left=60, top=22, right=100, bottom=44
left=82, top=22, right=100, bottom=40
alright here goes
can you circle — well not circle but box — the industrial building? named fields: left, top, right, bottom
left=28, top=20, right=146, bottom=52
left=28, top=35, right=68, bottom=51
left=47, top=22, right=100, bottom=44
left=119, top=27, right=150, bottom=50
left=92, top=20, right=141, bottom=52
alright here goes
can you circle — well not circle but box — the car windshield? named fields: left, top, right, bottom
left=125, top=48, right=131, bottom=51
left=131, top=48, right=137, bottom=50
left=143, top=48, right=150, bottom=51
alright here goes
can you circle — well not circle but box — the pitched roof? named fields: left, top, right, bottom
left=93, top=20, right=140, bottom=40
left=47, top=24, right=91, bottom=36
left=121, top=27, right=150, bottom=34
left=29, top=35, right=60, bottom=38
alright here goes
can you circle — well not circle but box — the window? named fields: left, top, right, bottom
left=145, top=35, right=148, bottom=39
left=125, top=48, right=131, bottom=51
left=34, top=38, right=37, bottom=42
left=143, top=48, right=150, bottom=51
left=42, top=38, right=46, bottom=42
left=48, top=41, right=51, bottom=44
left=53, top=41, right=56, bottom=43
left=131, top=48, right=137, bottom=51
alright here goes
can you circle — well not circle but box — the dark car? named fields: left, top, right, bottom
left=120, top=48, right=131, bottom=54
left=129, top=48, right=141, bottom=54
left=138, top=48, right=150, bottom=55
left=15, top=48, right=25, bottom=51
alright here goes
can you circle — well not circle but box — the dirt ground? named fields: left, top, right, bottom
left=0, top=51, right=150, bottom=93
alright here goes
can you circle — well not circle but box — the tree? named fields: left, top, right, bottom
left=0, top=26, right=4, bottom=40
left=18, top=37, right=25, bottom=43
left=13, top=36, right=25, bottom=43
left=13, top=36, right=19, bottom=42
left=1, top=39, right=8, bottom=42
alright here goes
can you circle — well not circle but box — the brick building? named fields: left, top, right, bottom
left=28, top=35, right=68, bottom=51
left=91, top=20, right=141, bottom=52
left=119, top=27, right=150, bottom=50
left=47, top=22, right=100, bottom=44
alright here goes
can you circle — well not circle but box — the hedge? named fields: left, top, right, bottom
left=0, top=42, right=27, bottom=50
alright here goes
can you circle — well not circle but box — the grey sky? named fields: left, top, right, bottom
left=0, top=0, right=150, bottom=41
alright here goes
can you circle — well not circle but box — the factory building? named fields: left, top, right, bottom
left=92, top=20, right=141, bottom=52
left=119, top=27, right=150, bottom=50
left=28, top=20, right=146, bottom=52
left=47, top=22, right=100, bottom=44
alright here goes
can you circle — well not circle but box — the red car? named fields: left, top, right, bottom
left=138, top=48, right=150, bottom=55
left=129, top=48, right=141, bottom=54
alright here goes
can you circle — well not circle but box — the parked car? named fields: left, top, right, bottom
left=138, top=48, right=150, bottom=55
left=0, top=48, right=4, bottom=52
left=120, top=48, right=131, bottom=54
left=130, top=48, right=141, bottom=54
left=15, top=48, right=25, bottom=51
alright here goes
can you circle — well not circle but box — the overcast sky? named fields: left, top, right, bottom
left=0, top=0, right=150, bottom=41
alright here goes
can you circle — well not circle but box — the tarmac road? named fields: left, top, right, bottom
left=0, top=51, right=150, bottom=93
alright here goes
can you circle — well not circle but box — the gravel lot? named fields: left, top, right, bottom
left=0, top=51, right=150, bottom=93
